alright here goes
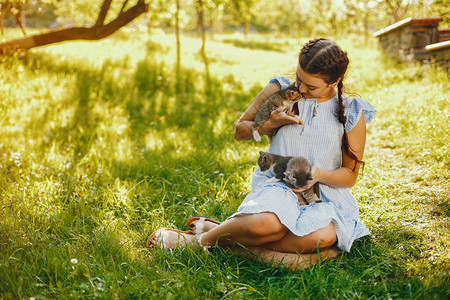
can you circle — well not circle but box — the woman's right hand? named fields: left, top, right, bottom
left=260, top=107, right=304, bottom=136
left=271, top=106, right=304, bottom=126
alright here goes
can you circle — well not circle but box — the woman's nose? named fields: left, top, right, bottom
left=299, top=83, right=307, bottom=94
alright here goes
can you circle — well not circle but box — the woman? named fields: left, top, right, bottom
left=147, top=38, right=376, bottom=258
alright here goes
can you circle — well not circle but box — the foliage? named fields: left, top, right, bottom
left=0, top=29, right=449, bottom=298
left=3, top=0, right=450, bottom=38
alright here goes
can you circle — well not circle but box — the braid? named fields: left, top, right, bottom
left=300, top=38, right=364, bottom=173
left=337, top=81, right=346, bottom=125
left=337, top=81, right=364, bottom=173
left=321, top=52, right=349, bottom=73
left=301, top=38, right=326, bottom=57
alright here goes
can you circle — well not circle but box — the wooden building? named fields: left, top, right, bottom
left=426, top=41, right=450, bottom=72
left=373, top=17, right=443, bottom=61
left=438, top=29, right=450, bottom=43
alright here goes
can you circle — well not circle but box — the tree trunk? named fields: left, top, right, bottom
left=243, top=19, right=250, bottom=39
left=0, top=10, right=5, bottom=36
left=208, top=11, right=214, bottom=41
left=364, top=11, right=369, bottom=46
left=0, top=1, right=11, bottom=36
left=14, top=4, right=27, bottom=36
left=197, top=0, right=206, bottom=54
left=175, top=0, right=181, bottom=93
left=0, top=0, right=148, bottom=56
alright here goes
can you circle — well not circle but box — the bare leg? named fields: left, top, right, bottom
left=149, top=214, right=340, bottom=269
left=223, top=221, right=339, bottom=270
left=227, top=245, right=340, bottom=270
left=199, top=213, right=289, bottom=247
left=261, top=222, right=337, bottom=252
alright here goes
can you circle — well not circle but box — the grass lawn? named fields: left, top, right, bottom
left=0, top=28, right=449, bottom=298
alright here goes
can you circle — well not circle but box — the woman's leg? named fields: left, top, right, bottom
left=261, top=222, right=337, bottom=253
left=199, top=212, right=289, bottom=247
left=147, top=212, right=286, bottom=249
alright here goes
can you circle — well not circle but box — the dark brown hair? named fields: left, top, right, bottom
left=299, top=38, right=363, bottom=172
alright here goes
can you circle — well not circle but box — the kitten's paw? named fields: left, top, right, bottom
left=252, top=130, right=262, bottom=141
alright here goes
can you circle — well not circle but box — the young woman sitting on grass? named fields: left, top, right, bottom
left=146, top=38, right=377, bottom=268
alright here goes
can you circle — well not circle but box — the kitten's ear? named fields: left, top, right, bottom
left=259, top=151, right=264, bottom=155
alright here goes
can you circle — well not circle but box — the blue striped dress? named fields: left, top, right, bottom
left=230, top=76, right=377, bottom=252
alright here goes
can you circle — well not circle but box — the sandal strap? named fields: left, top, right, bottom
left=196, top=232, right=210, bottom=250
left=194, top=217, right=206, bottom=234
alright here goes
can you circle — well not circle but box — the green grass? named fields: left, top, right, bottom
left=0, top=29, right=449, bottom=298
left=221, top=38, right=289, bottom=52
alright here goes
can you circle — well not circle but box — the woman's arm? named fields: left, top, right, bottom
left=316, top=113, right=366, bottom=188
left=234, top=82, right=303, bottom=142
left=291, top=113, right=367, bottom=191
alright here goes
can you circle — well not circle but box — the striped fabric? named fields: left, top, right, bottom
left=229, top=76, right=377, bottom=252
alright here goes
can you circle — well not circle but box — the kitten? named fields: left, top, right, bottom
left=257, top=151, right=321, bottom=205
left=252, top=85, right=302, bottom=141
left=258, top=151, right=294, bottom=181
left=284, top=157, right=321, bottom=205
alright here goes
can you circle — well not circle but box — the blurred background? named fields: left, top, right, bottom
left=1, top=0, right=449, bottom=40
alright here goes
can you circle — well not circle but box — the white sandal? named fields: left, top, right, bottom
left=186, top=216, right=221, bottom=234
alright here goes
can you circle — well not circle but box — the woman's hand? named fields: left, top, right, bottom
left=287, top=166, right=320, bottom=193
left=259, top=107, right=304, bottom=139
left=270, top=106, right=304, bottom=127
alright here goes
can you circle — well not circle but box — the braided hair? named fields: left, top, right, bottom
left=300, top=38, right=363, bottom=172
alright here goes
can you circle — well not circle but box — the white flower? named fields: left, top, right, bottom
left=71, top=258, right=78, bottom=264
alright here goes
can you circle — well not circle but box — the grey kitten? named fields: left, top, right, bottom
left=258, top=151, right=294, bottom=181
left=284, top=156, right=321, bottom=205
left=252, top=85, right=302, bottom=141
left=257, top=151, right=321, bottom=205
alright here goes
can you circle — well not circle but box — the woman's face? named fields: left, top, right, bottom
left=295, top=64, right=337, bottom=102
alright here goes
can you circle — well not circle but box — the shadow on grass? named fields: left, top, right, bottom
left=19, top=48, right=254, bottom=162
left=15, top=43, right=260, bottom=222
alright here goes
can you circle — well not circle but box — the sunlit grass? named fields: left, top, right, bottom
left=0, top=28, right=449, bottom=298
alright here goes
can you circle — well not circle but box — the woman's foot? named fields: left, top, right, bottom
left=146, top=228, right=197, bottom=249
left=186, top=217, right=221, bottom=234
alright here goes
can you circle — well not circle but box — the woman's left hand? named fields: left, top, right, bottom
left=288, top=166, right=320, bottom=193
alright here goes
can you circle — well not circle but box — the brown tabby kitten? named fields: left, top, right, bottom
left=252, top=85, right=302, bottom=141
left=257, top=151, right=321, bottom=205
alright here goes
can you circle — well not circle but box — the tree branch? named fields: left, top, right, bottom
left=0, top=0, right=148, bottom=55
left=120, top=0, right=129, bottom=15
left=95, top=0, right=113, bottom=27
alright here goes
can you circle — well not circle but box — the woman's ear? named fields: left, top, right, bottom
left=330, top=77, right=341, bottom=87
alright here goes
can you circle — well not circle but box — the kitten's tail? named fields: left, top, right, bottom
left=252, top=129, right=262, bottom=141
